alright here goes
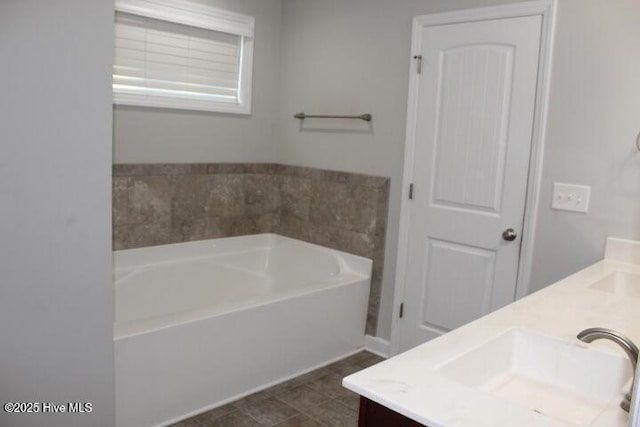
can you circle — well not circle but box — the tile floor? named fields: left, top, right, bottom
left=169, top=351, right=384, bottom=427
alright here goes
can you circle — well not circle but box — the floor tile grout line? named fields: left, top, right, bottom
left=296, top=398, right=352, bottom=427
left=275, top=395, right=312, bottom=417
left=331, top=397, right=359, bottom=416
left=295, top=406, right=329, bottom=427
left=242, top=409, right=266, bottom=426
left=239, top=402, right=292, bottom=427
left=269, top=411, right=309, bottom=427
left=274, top=394, right=329, bottom=427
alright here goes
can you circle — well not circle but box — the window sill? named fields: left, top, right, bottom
left=113, top=94, right=251, bottom=115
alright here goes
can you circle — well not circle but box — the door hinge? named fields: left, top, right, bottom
left=399, top=303, right=404, bottom=318
left=413, top=55, right=423, bottom=74
left=408, top=183, right=414, bottom=200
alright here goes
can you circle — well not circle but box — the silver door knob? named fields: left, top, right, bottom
left=502, top=228, right=517, bottom=241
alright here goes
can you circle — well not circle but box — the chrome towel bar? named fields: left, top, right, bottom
left=294, top=112, right=372, bottom=122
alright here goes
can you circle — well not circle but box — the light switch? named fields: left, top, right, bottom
left=551, top=183, right=591, bottom=213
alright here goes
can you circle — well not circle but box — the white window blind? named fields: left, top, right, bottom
left=113, top=0, right=254, bottom=113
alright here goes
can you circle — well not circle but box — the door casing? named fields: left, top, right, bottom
left=390, top=0, right=557, bottom=356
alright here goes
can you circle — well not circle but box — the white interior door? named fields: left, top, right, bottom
left=399, top=14, right=542, bottom=352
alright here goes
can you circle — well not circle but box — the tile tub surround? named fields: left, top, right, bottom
left=112, top=163, right=390, bottom=335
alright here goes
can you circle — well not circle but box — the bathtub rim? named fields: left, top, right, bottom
left=114, top=233, right=372, bottom=276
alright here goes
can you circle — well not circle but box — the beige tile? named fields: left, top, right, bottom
left=255, top=213, right=277, bottom=234
left=304, top=399, right=357, bottom=427
left=127, top=222, right=171, bottom=248
left=128, top=175, right=173, bottom=225
left=245, top=174, right=279, bottom=216
left=170, top=175, right=214, bottom=242
left=275, top=385, right=331, bottom=413
left=374, top=181, right=390, bottom=229
left=228, top=215, right=261, bottom=236
left=309, top=181, right=379, bottom=235
left=279, top=176, right=312, bottom=221
left=334, top=390, right=360, bottom=413
left=331, top=361, right=367, bottom=378
left=203, top=411, right=261, bottom=427
left=306, top=373, right=355, bottom=402
left=210, top=175, right=246, bottom=217
left=112, top=225, right=129, bottom=250
left=242, top=396, right=300, bottom=426
left=112, top=177, right=129, bottom=227
left=275, top=214, right=311, bottom=241
left=273, top=414, right=323, bottom=427
left=170, top=217, right=210, bottom=242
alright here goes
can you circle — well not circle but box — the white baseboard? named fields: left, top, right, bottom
left=364, top=335, right=390, bottom=358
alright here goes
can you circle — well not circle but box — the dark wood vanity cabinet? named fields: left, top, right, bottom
left=358, top=397, right=427, bottom=427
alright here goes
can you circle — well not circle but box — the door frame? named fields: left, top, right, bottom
left=390, top=0, right=557, bottom=355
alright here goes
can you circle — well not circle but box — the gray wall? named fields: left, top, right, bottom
left=529, top=0, right=640, bottom=291
left=0, top=1, right=115, bottom=427
left=113, top=0, right=282, bottom=164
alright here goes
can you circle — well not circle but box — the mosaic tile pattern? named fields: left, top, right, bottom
left=167, top=351, right=384, bottom=427
left=112, top=164, right=389, bottom=335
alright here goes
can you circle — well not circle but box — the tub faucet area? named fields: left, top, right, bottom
left=577, top=327, right=639, bottom=412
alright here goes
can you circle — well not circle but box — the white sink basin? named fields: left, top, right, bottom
left=436, top=328, right=631, bottom=426
left=590, top=271, right=640, bottom=297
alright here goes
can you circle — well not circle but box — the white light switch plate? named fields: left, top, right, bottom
left=552, top=183, right=591, bottom=213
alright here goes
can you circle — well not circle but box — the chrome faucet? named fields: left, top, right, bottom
left=577, top=327, right=639, bottom=412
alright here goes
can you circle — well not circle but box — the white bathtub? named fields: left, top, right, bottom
left=114, top=233, right=371, bottom=427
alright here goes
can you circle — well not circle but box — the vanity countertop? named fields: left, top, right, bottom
left=343, top=238, right=640, bottom=427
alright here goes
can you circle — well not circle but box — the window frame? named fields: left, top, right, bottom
left=113, top=0, right=255, bottom=114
